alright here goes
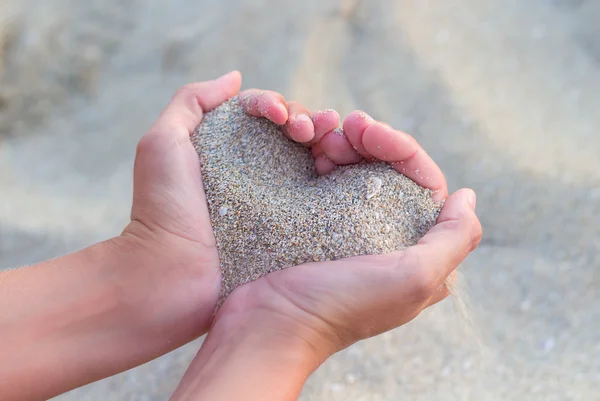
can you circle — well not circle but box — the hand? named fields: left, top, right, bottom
left=2, top=70, right=372, bottom=401
left=120, top=72, right=381, bottom=343
left=169, top=109, right=481, bottom=401
left=212, top=108, right=478, bottom=349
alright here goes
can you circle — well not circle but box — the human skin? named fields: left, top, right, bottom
left=170, top=188, right=479, bottom=401
left=0, top=71, right=481, bottom=401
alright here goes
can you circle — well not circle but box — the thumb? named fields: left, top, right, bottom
left=130, top=71, right=242, bottom=244
left=144, top=70, right=243, bottom=150
left=403, top=188, right=482, bottom=284
left=359, top=188, right=481, bottom=331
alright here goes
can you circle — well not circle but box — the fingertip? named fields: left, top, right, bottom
left=356, top=110, right=375, bottom=122
left=154, top=73, right=243, bottom=140
left=214, top=70, right=243, bottom=100
left=344, top=110, right=375, bottom=128
left=312, top=109, right=341, bottom=143
left=404, top=188, right=482, bottom=280
left=457, top=188, right=476, bottom=211
left=315, top=155, right=336, bottom=175
left=439, top=189, right=483, bottom=252
left=218, top=70, right=242, bottom=85
left=272, top=102, right=289, bottom=125
left=437, top=189, right=478, bottom=224
left=320, top=129, right=362, bottom=165
left=342, top=110, right=375, bottom=158
left=260, top=95, right=289, bottom=125
left=360, top=121, right=447, bottom=196
left=239, top=89, right=289, bottom=125
left=287, top=113, right=315, bottom=143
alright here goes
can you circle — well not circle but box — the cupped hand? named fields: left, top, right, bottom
left=211, top=111, right=481, bottom=363
left=119, top=71, right=361, bottom=346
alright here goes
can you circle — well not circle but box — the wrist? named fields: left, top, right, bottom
left=105, top=230, right=220, bottom=346
left=211, top=306, right=325, bottom=372
left=171, top=300, right=327, bottom=401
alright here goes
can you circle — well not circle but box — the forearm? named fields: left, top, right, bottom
left=0, top=237, right=206, bottom=401
left=170, top=312, right=324, bottom=401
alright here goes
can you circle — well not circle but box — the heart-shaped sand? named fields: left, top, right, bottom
left=192, top=97, right=442, bottom=304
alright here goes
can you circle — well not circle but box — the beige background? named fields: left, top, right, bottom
left=1, top=0, right=599, bottom=400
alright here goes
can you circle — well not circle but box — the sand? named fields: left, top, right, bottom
left=5, top=2, right=600, bottom=399
left=192, top=97, right=442, bottom=303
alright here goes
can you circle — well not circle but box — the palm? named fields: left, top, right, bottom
left=217, top=252, right=422, bottom=347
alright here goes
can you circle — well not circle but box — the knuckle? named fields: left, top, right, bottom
left=447, top=211, right=483, bottom=254
left=172, top=84, right=202, bottom=110
left=443, top=218, right=463, bottom=232
left=136, top=133, right=158, bottom=156
left=176, top=83, right=198, bottom=98
left=138, top=125, right=183, bottom=156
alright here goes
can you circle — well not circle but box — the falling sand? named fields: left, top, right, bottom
left=192, top=97, right=443, bottom=306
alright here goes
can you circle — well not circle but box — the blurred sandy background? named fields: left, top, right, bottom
left=1, top=0, right=599, bottom=400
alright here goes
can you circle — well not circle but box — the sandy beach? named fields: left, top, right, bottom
left=1, top=1, right=599, bottom=400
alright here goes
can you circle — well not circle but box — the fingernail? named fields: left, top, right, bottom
left=277, top=104, right=288, bottom=119
left=466, top=189, right=477, bottom=210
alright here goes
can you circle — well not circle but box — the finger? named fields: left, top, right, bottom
left=148, top=70, right=242, bottom=142
left=239, top=89, right=288, bottom=125
left=193, top=71, right=243, bottom=112
left=315, top=156, right=337, bottom=175
left=403, top=189, right=482, bottom=283
left=311, top=142, right=325, bottom=158
left=361, top=122, right=448, bottom=201
left=342, top=110, right=375, bottom=159
left=282, top=101, right=315, bottom=143
left=320, top=129, right=362, bottom=166
left=132, top=72, right=242, bottom=245
left=310, top=108, right=362, bottom=172
left=311, top=143, right=337, bottom=175
left=311, top=109, right=340, bottom=144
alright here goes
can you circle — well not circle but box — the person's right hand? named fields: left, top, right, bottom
left=220, top=186, right=479, bottom=349
left=170, top=110, right=481, bottom=401
left=166, top=89, right=483, bottom=401
left=212, top=104, right=479, bottom=348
